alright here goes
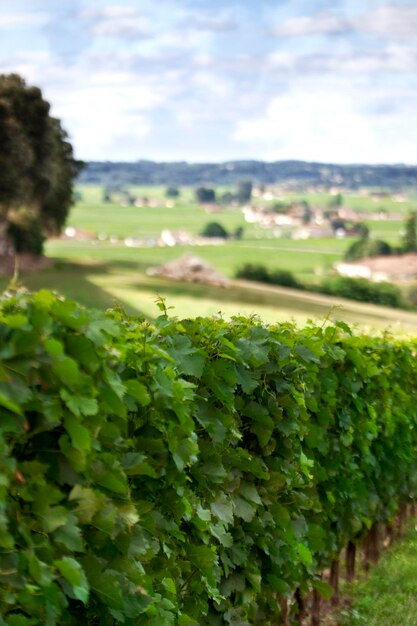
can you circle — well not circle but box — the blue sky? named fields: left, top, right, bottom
left=1, top=0, right=416, bottom=163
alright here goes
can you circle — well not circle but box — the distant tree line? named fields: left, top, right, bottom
left=195, top=181, right=252, bottom=205
left=78, top=160, right=417, bottom=189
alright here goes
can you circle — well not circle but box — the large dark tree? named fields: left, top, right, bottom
left=0, top=73, right=82, bottom=255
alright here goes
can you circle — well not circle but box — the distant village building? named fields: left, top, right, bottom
left=242, top=206, right=300, bottom=228
left=335, top=254, right=417, bottom=283
left=62, top=227, right=94, bottom=241
left=293, top=224, right=333, bottom=240
left=159, top=230, right=192, bottom=247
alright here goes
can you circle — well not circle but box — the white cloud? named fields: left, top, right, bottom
left=0, top=46, right=172, bottom=160
left=273, top=4, right=417, bottom=41
left=0, top=51, right=56, bottom=83
left=266, top=45, right=417, bottom=75
left=185, top=16, right=237, bottom=32
left=51, top=83, right=156, bottom=160
left=91, top=20, right=148, bottom=39
left=273, top=12, right=350, bottom=37
left=0, top=12, right=49, bottom=29
left=80, top=6, right=140, bottom=20
left=232, top=83, right=417, bottom=163
left=148, top=29, right=211, bottom=51
left=2, top=1, right=416, bottom=162
left=191, top=71, right=233, bottom=98
left=266, top=51, right=298, bottom=71
left=364, top=4, right=417, bottom=40
left=80, top=4, right=150, bottom=39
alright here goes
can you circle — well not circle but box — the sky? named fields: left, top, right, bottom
left=0, top=0, right=416, bottom=164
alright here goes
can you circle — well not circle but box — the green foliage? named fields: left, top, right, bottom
left=233, top=226, right=244, bottom=240
left=236, top=181, right=252, bottom=204
left=345, top=237, right=391, bottom=261
left=0, top=74, right=81, bottom=253
left=165, top=187, right=180, bottom=198
left=195, top=187, right=216, bottom=204
left=401, top=211, right=417, bottom=253
left=220, top=191, right=234, bottom=205
left=354, top=222, right=370, bottom=239
left=200, top=222, right=229, bottom=238
left=329, top=192, right=343, bottom=207
left=2, top=291, right=417, bottom=624
left=407, top=284, right=417, bottom=307
left=235, top=263, right=302, bottom=289
left=319, top=276, right=404, bottom=308
left=7, top=209, right=45, bottom=255
left=271, top=201, right=292, bottom=214
left=366, top=239, right=392, bottom=257
left=236, top=264, right=406, bottom=310
left=342, top=527, right=417, bottom=626
left=344, top=238, right=368, bottom=261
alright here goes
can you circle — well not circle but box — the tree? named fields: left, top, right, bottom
left=166, top=186, right=180, bottom=198
left=344, top=224, right=369, bottom=261
left=200, top=222, right=228, bottom=238
left=301, top=200, right=312, bottom=225
left=220, top=191, right=235, bottom=205
left=102, top=188, right=112, bottom=203
left=195, top=187, right=216, bottom=204
left=237, top=181, right=252, bottom=204
left=344, top=238, right=367, bottom=261
left=233, top=226, right=244, bottom=240
left=353, top=222, right=369, bottom=239
left=331, top=218, right=346, bottom=232
left=366, top=239, right=392, bottom=257
left=329, top=192, right=343, bottom=207
left=401, top=212, right=417, bottom=253
left=0, top=73, right=82, bottom=255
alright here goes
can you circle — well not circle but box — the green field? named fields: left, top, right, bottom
left=4, top=184, right=417, bottom=332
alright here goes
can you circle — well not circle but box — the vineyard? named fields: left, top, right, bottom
left=1, top=290, right=417, bottom=625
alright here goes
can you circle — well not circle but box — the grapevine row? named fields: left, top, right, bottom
left=1, top=291, right=416, bottom=625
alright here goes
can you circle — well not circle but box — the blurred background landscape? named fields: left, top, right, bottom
left=2, top=0, right=417, bottom=332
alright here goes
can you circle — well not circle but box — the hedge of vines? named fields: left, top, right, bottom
left=1, top=290, right=417, bottom=625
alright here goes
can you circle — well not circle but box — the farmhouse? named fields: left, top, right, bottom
left=335, top=253, right=417, bottom=282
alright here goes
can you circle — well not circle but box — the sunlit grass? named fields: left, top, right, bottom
left=340, top=526, right=417, bottom=626
left=3, top=259, right=417, bottom=334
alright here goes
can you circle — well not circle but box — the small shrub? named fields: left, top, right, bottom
left=344, top=237, right=391, bottom=261
left=166, top=186, right=180, bottom=198
left=366, top=239, right=392, bottom=257
left=200, top=221, right=228, bottom=238
left=235, top=263, right=270, bottom=282
left=269, top=268, right=302, bottom=288
left=406, top=284, right=417, bottom=307
left=321, top=276, right=404, bottom=308
left=344, top=238, right=368, bottom=261
left=235, top=263, right=301, bottom=288
left=195, top=187, right=216, bottom=204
